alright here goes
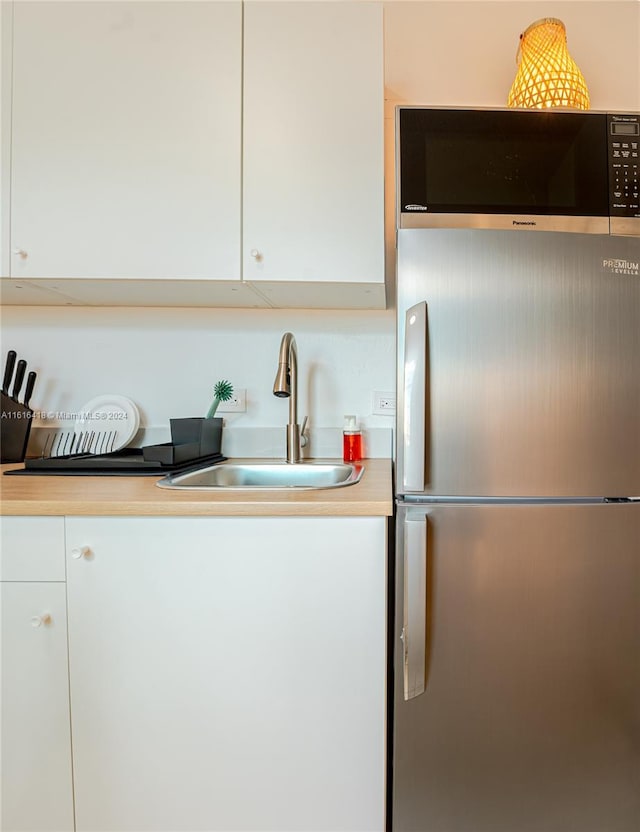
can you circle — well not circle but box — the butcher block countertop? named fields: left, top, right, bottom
left=0, top=458, right=393, bottom=517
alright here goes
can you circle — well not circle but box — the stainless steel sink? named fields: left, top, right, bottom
left=156, top=461, right=365, bottom=490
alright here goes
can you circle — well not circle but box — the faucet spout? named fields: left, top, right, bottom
left=273, top=332, right=302, bottom=463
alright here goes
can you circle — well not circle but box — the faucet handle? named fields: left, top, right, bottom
left=300, top=416, right=309, bottom=448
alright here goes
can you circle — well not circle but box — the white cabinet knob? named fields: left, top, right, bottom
left=71, top=546, right=91, bottom=560
left=12, top=248, right=28, bottom=260
left=250, top=249, right=263, bottom=261
left=31, top=613, right=52, bottom=628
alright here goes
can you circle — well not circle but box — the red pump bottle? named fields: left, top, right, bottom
left=342, top=415, right=362, bottom=462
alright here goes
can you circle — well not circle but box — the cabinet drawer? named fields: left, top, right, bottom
left=0, top=517, right=65, bottom=581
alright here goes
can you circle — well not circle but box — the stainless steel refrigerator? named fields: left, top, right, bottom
left=393, top=228, right=639, bottom=832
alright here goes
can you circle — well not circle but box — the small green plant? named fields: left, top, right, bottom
left=206, top=380, right=234, bottom=419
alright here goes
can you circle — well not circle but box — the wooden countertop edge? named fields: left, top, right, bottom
left=0, top=499, right=393, bottom=517
left=0, top=458, right=394, bottom=518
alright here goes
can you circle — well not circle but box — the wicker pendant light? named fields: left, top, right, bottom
left=507, top=18, right=590, bottom=110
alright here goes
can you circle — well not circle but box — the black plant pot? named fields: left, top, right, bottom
left=170, top=417, right=223, bottom=457
left=142, top=417, right=223, bottom=465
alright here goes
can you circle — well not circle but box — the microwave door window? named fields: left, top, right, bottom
left=423, top=135, right=582, bottom=212
left=400, top=109, right=609, bottom=217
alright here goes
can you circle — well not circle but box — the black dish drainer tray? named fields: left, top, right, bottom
left=4, top=448, right=226, bottom=477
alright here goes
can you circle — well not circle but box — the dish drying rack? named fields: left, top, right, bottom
left=40, top=430, right=120, bottom=458
left=9, top=416, right=226, bottom=476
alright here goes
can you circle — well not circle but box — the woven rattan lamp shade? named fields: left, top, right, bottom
left=507, top=18, right=590, bottom=110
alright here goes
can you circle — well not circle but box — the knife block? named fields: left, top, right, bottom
left=1, top=390, right=34, bottom=463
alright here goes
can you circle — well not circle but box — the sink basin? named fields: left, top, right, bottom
left=156, top=461, right=365, bottom=490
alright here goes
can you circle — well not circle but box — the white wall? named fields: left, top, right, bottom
left=384, top=1, right=639, bottom=111
left=1, top=305, right=395, bottom=438
left=2, top=0, right=638, bottom=453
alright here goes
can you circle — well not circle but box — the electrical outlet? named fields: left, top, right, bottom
left=217, top=388, right=247, bottom=413
left=372, top=391, right=396, bottom=415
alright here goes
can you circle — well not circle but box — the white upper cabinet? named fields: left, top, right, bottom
left=10, top=1, right=242, bottom=281
left=243, top=1, right=384, bottom=289
left=1, top=2, right=11, bottom=278
left=4, top=1, right=385, bottom=307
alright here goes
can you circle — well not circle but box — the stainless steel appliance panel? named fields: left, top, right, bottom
left=397, top=229, right=640, bottom=498
left=393, top=501, right=640, bottom=832
left=399, top=212, right=611, bottom=235
left=396, top=107, right=640, bottom=237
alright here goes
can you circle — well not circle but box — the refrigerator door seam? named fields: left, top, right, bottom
left=397, top=496, right=615, bottom=505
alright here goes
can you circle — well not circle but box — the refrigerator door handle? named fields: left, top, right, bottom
left=403, top=301, right=427, bottom=492
left=403, top=514, right=428, bottom=700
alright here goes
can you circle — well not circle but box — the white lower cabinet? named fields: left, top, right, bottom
left=66, top=516, right=387, bottom=832
left=0, top=517, right=74, bottom=832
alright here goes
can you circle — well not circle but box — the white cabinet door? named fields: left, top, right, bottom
left=0, top=2, right=11, bottom=278
left=1, top=517, right=73, bottom=832
left=243, top=2, right=384, bottom=286
left=10, top=1, right=241, bottom=281
left=1, top=581, right=74, bottom=832
left=66, top=515, right=386, bottom=832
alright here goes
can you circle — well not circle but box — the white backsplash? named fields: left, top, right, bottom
left=1, top=305, right=396, bottom=458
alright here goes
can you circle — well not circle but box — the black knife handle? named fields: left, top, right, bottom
left=23, top=371, right=37, bottom=407
left=11, top=359, right=27, bottom=401
left=2, top=350, right=16, bottom=394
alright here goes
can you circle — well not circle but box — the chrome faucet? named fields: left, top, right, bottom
left=273, top=332, right=307, bottom=463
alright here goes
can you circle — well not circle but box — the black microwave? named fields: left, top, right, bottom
left=397, top=106, right=639, bottom=237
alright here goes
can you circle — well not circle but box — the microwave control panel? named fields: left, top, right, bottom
left=608, top=113, right=639, bottom=217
